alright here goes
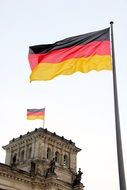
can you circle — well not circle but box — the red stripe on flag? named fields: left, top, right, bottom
left=28, top=41, right=110, bottom=70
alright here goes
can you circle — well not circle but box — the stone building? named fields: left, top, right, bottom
left=0, top=128, right=84, bottom=190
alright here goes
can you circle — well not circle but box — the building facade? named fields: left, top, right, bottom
left=0, top=128, right=84, bottom=190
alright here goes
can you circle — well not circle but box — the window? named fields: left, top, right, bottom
left=63, top=155, right=68, bottom=166
left=55, top=151, right=60, bottom=163
left=47, top=148, right=51, bottom=160
left=12, top=153, right=17, bottom=164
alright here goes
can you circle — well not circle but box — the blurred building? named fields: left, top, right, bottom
left=0, top=128, right=84, bottom=190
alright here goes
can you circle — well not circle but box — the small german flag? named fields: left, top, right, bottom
left=28, top=28, right=112, bottom=81
left=27, top=108, right=45, bottom=120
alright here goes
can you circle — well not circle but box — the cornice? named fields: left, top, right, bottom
left=3, top=128, right=81, bottom=153
left=0, top=163, right=44, bottom=186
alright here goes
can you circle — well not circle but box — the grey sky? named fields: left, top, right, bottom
left=0, top=1, right=127, bottom=190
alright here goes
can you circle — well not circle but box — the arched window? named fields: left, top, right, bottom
left=28, top=147, right=32, bottom=159
left=63, top=155, right=68, bottom=166
left=47, top=148, right=51, bottom=160
left=55, top=151, right=60, bottom=163
left=21, top=150, right=24, bottom=161
left=12, top=153, right=17, bottom=164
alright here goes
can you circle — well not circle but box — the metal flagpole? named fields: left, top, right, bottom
left=110, top=21, right=126, bottom=190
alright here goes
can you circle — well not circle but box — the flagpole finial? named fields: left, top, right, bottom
left=110, top=21, right=114, bottom=25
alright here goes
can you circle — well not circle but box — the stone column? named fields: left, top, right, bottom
left=17, top=143, right=20, bottom=163
left=24, top=140, right=27, bottom=160
left=70, top=149, right=77, bottom=172
left=52, top=144, right=55, bottom=159
left=34, top=137, right=39, bottom=159
left=5, top=148, right=11, bottom=165
left=60, top=146, right=63, bottom=166
left=44, top=138, right=48, bottom=159
left=31, top=137, right=35, bottom=159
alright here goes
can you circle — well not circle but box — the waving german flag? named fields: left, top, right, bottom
left=28, top=28, right=112, bottom=81
left=27, top=108, right=45, bottom=120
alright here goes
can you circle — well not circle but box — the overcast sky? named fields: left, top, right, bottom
left=0, top=1, right=127, bottom=190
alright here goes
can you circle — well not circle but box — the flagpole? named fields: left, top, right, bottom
left=110, top=21, right=126, bottom=190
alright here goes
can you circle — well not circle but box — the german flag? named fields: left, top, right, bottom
left=27, top=108, right=45, bottom=120
left=28, top=28, right=112, bottom=81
